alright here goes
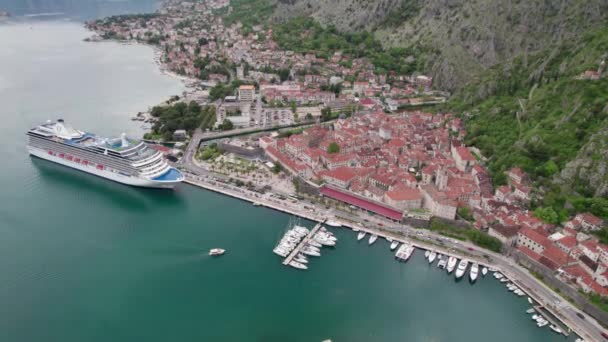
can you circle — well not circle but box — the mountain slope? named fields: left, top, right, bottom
left=445, top=26, right=608, bottom=218
left=273, top=0, right=608, bottom=90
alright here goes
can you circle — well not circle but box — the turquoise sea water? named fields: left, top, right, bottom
left=0, top=5, right=576, bottom=342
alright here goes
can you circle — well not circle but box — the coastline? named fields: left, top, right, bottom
left=183, top=175, right=596, bottom=341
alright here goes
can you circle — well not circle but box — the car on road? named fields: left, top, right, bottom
left=576, top=312, right=585, bottom=320
left=467, top=247, right=475, bottom=251
left=602, top=332, right=608, bottom=340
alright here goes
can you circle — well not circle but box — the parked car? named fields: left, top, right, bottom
left=576, top=312, right=585, bottom=320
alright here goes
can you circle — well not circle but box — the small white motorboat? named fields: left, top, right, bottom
left=469, top=263, right=479, bottom=282
left=209, top=248, right=226, bottom=256
left=526, top=308, right=535, bottom=314
left=369, top=234, right=378, bottom=245
left=424, top=250, right=430, bottom=258
left=481, top=267, right=488, bottom=276
left=455, top=259, right=469, bottom=279
left=549, top=325, right=562, bottom=334
left=447, top=257, right=458, bottom=273
left=428, top=251, right=437, bottom=264
left=494, top=272, right=503, bottom=279
left=537, top=321, right=548, bottom=328
left=386, top=237, right=393, bottom=243
left=527, top=297, right=533, bottom=304
left=326, top=220, right=342, bottom=227
left=357, top=232, right=366, bottom=241
left=437, top=259, right=447, bottom=269
left=289, top=260, right=308, bottom=270
left=390, top=241, right=399, bottom=250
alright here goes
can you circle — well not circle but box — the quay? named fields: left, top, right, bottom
left=534, top=305, right=569, bottom=336
left=283, top=221, right=325, bottom=266
left=183, top=175, right=595, bottom=341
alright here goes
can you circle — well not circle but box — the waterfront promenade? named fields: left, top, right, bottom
left=183, top=174, right=603, bottom=341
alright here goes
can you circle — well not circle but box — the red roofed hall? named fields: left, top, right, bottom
left=321, top=186, right=403, bottom=221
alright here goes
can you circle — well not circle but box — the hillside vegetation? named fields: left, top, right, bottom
left=445, top=27, right=608, bottom=219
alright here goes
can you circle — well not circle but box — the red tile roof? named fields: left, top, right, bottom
left=456, top=146, right=475, bottom=161
left=385, top=187, right=422, bottom=201
left=519, top=227, right=550, bottom=248
left=556, top=235, right=577, bottom=249
left=320, top=186, right=403, bottom=220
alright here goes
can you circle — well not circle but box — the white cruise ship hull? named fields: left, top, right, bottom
left=28, top=146, right=178, bottom=189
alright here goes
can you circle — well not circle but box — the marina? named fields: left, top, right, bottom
left=185, top=175, right=583, bottom=340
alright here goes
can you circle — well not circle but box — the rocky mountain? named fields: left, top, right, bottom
left=272, top=0, right=608, bottom=91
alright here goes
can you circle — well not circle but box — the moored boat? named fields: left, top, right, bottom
left=289, top=260, right=308, bottom=270
left=447, top=256, right=458, bottom=273
left=326, top=220, right=342, bottom=227
left=390, top=241, right=399, bottom=250
left=455, top=259, right=469, bottom=279
left=428, top=251, right=437, bottom=264
left=357, top=232, right=366, bottom=241
left=27, top=120, right=184, bottom=188
left=549, top=325, right=562, bottom=334
left=469, top=263, right=479, bottom=282
left=437, top=259, right=447, bottom=269
left=526, top=308, right=535, bottom=314
left=481, top=267, right=488, bottom=276
left=368, top=234, right=378, bottom=245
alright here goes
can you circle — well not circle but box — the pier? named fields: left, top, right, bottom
left=283, top=221, right=325, bottom=266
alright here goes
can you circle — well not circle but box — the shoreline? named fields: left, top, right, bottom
left=183, top=176, right=594, bottom=341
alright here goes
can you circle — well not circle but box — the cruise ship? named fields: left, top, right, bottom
left=27, top=119, right=184, bottom=188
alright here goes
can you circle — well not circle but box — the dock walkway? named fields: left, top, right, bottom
left=283, top=221, right=324, bottom=266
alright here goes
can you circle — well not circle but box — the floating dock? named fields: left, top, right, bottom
left=283, top=221, right=324, bottom=266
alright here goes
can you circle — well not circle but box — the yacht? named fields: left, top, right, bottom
left=302, top=246, right=320, bottom=257
left=428, top=251, right=437, bottom=264
left=469, top=263, right=479, bottom=282
left=395, top=244, right=414, bottom=261
left=390, top=241, right=399, bottom=250
left=368, top=234, right=378, bottom=245
left=526, top=308, right=535, bottom=314
left=446, top=256, right=458, bottom=273
left=289, top=261, right=308, bottom=270
left=528, top=297, right=533, bottom=304
left=500, top=277, right=509, bottom=283
left=437, top=259, right=447, bottom=269
left=455, top=259, right=469, bottom=279
left=494, top=272, right=503, bottom=279
left=424, top=250, right=430, bottom=258
left=209, top=248, right=225, bottom=256
left=357, top=232, right=366, bottom=241
left=481, top=267, right=488, bottom=276
left=295, top=254, right=308, bottom=264
left=308, top=240, right=323, bottom=248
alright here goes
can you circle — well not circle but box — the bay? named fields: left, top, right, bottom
left=0, top=3, right=576, bottom=342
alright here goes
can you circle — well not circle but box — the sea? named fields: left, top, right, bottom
left=0, top=1, right=577, bottom=341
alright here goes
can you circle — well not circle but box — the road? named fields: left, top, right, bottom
left=178, top=137, right=605, bottom=342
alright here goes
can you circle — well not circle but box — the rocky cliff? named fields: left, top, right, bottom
left=273, top=0, right=608, bottom=90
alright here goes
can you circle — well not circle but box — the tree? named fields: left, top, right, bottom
left=321, top=106, right=332, bottom=121
left=534, top=206, right=560, bottom=224
left=271, top=162, right=283, bottom=174
left=218, top=119, right=234, bottom=131
left=305, top=113, right=314, bottom=121
left=327, top=142, right=340, bottom=154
